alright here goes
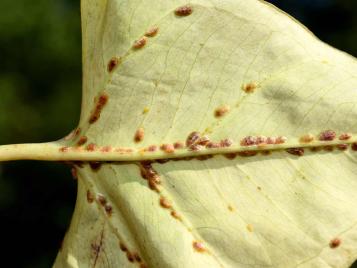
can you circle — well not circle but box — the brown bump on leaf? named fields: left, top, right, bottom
left=100, top=146, right=112, bottom=152
left=329, top=238, right=341, bottom=248
left=266, top=137, right=276, bottom=144
left=104, top=204, right=113, bottom=216
left=119, top=242, right=127, bottom=252
left=86, top=143, right=97, bottom=151
left=174, top=141, right=184, bottom=149
left=275, top=136, right=287, bottom=144
left=240, top=136, right=257, bottom=146
left=159, top=197, right=172, bottom=209
left=220, top=138, right=233, bottom=147
left=319, top=130, right=336, bottom=141
left=339, top=133, right=351, bottom=140
left=228, top=205, right=235, bottom=212
left=134, top=128, right=145, bottom=143
left=171, top=211, right=182, bottom=221
left=71, top=167, right=77, bottom=180
left=77, top=136, right=88, bottom=146
left=286, top=148, right=304, bottom=156
left=186, top=131, right=201, bottom=147
left=147, top=145, right=158, bottom=152
left=89, top=93, right=109, bottom=124
left=148, top=179, right=161, bottom=192
left=224, top=153, right=237, bottom=160
left=133, top=252, right=141, bottom=262
left=214, top=105, right=230, bottom=118
left=352, top=143, right=357, bottom=151
left=89, top=162, right=102, bottom=171
left=206, top=142, right=220, bottom=148
left=238, top=151, right=258, bottom=157
left=189, top=144, right=203, bottom=151
left=246, top=224, right=254, bottom=232
left=197, top=135, right=210, bottom=146
left=242, top=82, right=258, bottom=93
left=87, top=190, right=94, bottom=203
left=97, top=194, right=107, bottom=206
left=193, top=241, right=206, bottom=252
left=145, top=26, right=159, bottom=37
left=256, top=136, right=267, bottom=145
left=299, top=134, right=314, bottom=143
left=126, top=252, right=135, bottom=262
left=133, top=37, right=147, bottom=49
left=323, top=145, right=334, bottom=151
left=107, top=57, right=120, bottom=73
left=59, top=146, right=69, bottom=152
left=160, top=144, right=175, bottom=153
left=175, top=5, right=193, bottom=16
left=337, top=144, right=348, bottom=150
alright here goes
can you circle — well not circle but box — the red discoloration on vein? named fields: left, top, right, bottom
left=91, top=229, right=104, bottom=268
left=140, top=162, right=161, bottom=192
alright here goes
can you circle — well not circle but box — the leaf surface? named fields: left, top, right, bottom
left=53, top=0, right=357, bottom=267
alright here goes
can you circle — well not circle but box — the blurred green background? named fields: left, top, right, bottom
left=0, top=0, right=356, bottom=267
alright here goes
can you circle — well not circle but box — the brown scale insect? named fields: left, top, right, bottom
left=133, top=37, right=147, bottom=49
left=238, top=151, right=258, bottom=157
left=140, top=264, right=148, bottom=268
left=107, top=57, right=120, bottom=73
left=86, top=143, right=97, bottom=151
left=214, top=105, right=230, bottom=118
left=104, top=204, right=113, bottom=216
left=89, top=93, right=109, bottom=124
left=77, top=136, right=88, bottom=146
left=266, top=137, right=276, bottom=144
left=352, top=143, right=357, bottom=151
left=275, top=136, right=287, bottom=144
left=133, top=252, right=141, bottom=262
left=329, top=238, right=341, bottom=248
left=224, top=153, right=237, bottom=159
left=192, top=241, right=206, bottom=252
left=197, top=135, right=210, bottom=146
left=97, top=194, right=107, bottom=206
left=337, top=144, right=348, bottom=150
left=159, top=197, right=172, bottom=209
left=59, top=146, right=69, bottom=152
left=240, top=136, right=257, bottom=146
left=242, top=82, right=257, bottom=93
left=89, top=162, right=102, bottom=171
left=323, top=145, right=334, bottom=151
left=100, top=146, right=112, bottom=152
left=286, top=148, right=304, bottom=156
left=299, top=134, right=314, bottom=143
left=186, top=131, right=200, bottom=147
left=319, top=130, right=336, bottom=141
left=160, top=144, right=175, bottom=153
left=126, top=252, right=135, bottom=262
left=255, top=136, right=267, bottom=145
left=339, top=133, right=351, bottom=140
left=145, top=27, right=159, bottom=37
left=147, top=145, right=158, bottom=152
left=220, top=138, right=233, bottom=147
left=119, top=242, right=127, bottom=252
left=175, top=5, right=193, bottom=16
left=171, top=211, right=182, bottom=221
left=174, top=142, right=184, bottom=149
left=189, top=144, right=203, bottom=151
left=87, top=190, right=94, bottom=203
left=206, top=142, right=220, bottom=148
left=134, top=128, right=145, bottom=143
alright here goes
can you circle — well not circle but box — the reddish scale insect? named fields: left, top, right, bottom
left=127, top=252, right=135, bottom=262
left=174, top=142, right=184, bottom=149
left=220, top=138, right=233, bottom=147
left=352, top=143, right=357, bottom=151
left=119, top=242, right=127, bottom=252
left=240, top=136, right=256, bottom=146
left=145, top=27, right=159, bottom=37
left=337, top=144, right=348, bottom=150
left=175, top=5, right=193, bottom=16
left=186, top=131, right=200, bottom=147
left=107, top=57, right=120, bottom=73
left=77, top=136, right=88, bottom=146
left=86, top=143, right=97, bottom=151
left=59, top=146, right=69, bottom=152
left=160, top=144, right=175, bottom=153
left=319, top=130, right=336, bottom=141
left=134, top=128, right=145, bottom=143
left=192, top=241, right=206, bottom=252
left=159, top=197, right=172, bottom=209
left=104, top=204, right=113, bottom=216
left=214, top=105, right=230, bottom=118
left=147, top=145, right=158, bottom=152
left=299, top=134, right=314, bottom=143
left=100, top=146, right=112, bottom=152
left=206, top=142, right=220, bottom=148
left=89, top=162, right=102, bottom=171
left=189, top=144, right=203, bottom=151
left=197, top=135, right=210, bottom=146
left=329, top=238, right=341, bottom=248
left=133, top=37, right=147, bottom=49
left=286, top=148, right=304, bottom=156
left=255, top=136, right=267, bottom=145
left=171, top=211, right=182, bottom=220
left=242, top=82, right=257, bottom=93
left=266, top=137, right=276, bottom=144
left=339, top=133, right=351, bottom=140
left=275, top=136, right=287, bottom=144
left=97, top=194, right=107, bottom=206
left=87, top=190, right=94, bottom=203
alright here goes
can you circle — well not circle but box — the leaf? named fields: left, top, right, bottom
left=2, top=0, right=357, bottom=267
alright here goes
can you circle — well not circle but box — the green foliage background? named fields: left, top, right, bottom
left=0, top=0, right=356, bottom=267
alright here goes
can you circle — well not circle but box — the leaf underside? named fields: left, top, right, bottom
left=54, top=0, right=357, bottom=267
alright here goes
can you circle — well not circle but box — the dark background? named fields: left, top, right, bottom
left=0, top=0, right=356, bottom=267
